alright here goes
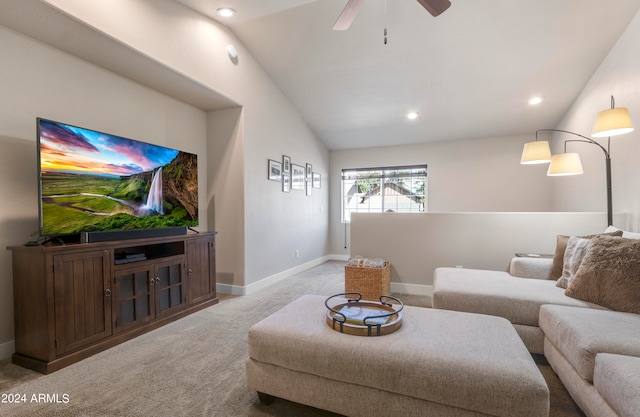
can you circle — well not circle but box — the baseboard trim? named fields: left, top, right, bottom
left=391, top=283, right=433, bottom=306
left=217, top=255, right=344, bottom=296
left=217, top=255, right=433, bottom=301
left=215, top=283, right=243, bottom=296
left=390, top=282, right=432, bottom=296
left=0, top=339, right=15, bottom=361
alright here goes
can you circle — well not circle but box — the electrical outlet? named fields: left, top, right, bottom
left=295, top=250, right=299, bottom=258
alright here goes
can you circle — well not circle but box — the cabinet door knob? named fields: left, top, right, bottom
left=105, top=289, right=112, bottom=297
left=150, top=278, right=155, bottom=286
left=155, top=277, right=160, bottom=284
left=188, top=268, right=193, bottom=275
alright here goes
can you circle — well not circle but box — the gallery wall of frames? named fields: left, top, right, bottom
left=268, top=156, right=320, bottom=195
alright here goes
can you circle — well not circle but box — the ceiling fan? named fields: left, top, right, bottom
left=333, top=0, right=451, bottom=31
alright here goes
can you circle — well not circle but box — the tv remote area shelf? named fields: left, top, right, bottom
left=113, top=241, right=185, bottom=264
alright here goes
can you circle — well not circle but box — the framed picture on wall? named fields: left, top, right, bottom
left=268, top=159, right=282, bottom=182
left=283, top=155, right=291, bottom=174
left=283, top=172, right=290, bottom=192
left=312, top=172, right=321, bottom=189
left=306, top=163, right=312, bottom=179
left=292, top=164, right=305, bottom=190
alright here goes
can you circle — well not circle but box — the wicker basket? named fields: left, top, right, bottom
left=344, top=262, right=391, bottom=300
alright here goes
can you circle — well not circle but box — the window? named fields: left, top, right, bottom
left=341, top=165, right=427, bottom=222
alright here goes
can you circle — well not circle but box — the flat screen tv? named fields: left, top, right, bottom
left=37, top=118, right=198, bottom=242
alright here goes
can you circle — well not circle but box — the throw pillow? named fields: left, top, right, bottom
left=556, top=236, right=591, bottom=289
left=551, top=231, right=623, bottom=279
left=566, top=236, right=640, bottom=314
left=605, top=225, right=640, bottom=240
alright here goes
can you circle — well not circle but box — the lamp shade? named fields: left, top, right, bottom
left=520, top=141, right=552, bottom=164
left=547, top=153, right=583, bottom=176
left=592, top=107, right=634, bottom=137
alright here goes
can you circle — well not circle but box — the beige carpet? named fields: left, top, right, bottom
left=0, top=261, right=585, bottom=416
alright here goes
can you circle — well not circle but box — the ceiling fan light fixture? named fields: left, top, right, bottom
left=332, top=0, right=364, bottom=31
left=416, top=0, right=452, bottom=17
left=333, top=0, right=451, bottom=32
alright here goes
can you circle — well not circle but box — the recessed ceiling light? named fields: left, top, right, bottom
left=528, top=97, right=543, bottom=105
left=407, top=112, right=419, bottom=120
left=216, top=8, right=236, bottom=18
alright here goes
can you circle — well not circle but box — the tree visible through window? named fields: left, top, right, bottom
left=341, top=165, right=427, bottom=222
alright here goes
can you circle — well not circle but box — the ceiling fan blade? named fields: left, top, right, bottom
left=333, top=0, right=365, bottom=31
left=416, top=0, right=452, bottom=17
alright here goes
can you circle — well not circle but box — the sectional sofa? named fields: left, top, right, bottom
left=432, top=230, right=640, bottom=417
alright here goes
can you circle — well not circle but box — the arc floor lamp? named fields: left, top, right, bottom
left=521, top=95, right=634, bottom=227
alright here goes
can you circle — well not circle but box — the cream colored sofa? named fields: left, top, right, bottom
left=433, top=256, right=640, bottom=417
left=540, top=305, right=640, bottom=417
left=432, top=258, right=604, bottom=355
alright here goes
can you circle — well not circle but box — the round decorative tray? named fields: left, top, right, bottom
left=325, top=293, right=403, bottom=336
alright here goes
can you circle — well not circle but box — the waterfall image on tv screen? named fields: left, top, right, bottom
left=38, top=118, right=198, bottom=236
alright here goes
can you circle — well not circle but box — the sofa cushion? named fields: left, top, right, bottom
left=594, top=353, right=640, bottom=417
left=566, top=235, right=640, bottom=314
left=539, top=305, right=640, bottom=382
left=605, top=225, right=640, bottom=239
left=509, top=257, right=553, bottom=279
left=550, top=231, right=622, bottom=279
left=432, top=267, right=603, bottom=327
left=556, top=236, right=590, bottom=289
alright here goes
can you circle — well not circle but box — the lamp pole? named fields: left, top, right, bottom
left=605, top=157, right=612, bottom=227
left=537, top=129, right=612, bottom=227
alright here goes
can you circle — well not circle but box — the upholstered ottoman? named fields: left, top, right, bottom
left=246, top=294, right=549, bottom=417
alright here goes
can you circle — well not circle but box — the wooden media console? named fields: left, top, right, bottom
left=9, top=232, right=217, bottom=374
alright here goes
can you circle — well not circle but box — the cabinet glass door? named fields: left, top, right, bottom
left=155, top=259, right=185, bottom=317
left=115, top=266, right=154, bottom=331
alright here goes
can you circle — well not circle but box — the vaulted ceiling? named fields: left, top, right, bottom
left=2, top=1, right=640, bottom=151
left=177, top=0, right=640, bottom=149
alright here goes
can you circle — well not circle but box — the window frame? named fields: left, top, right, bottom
left=341, top=164, right=427, bottom=223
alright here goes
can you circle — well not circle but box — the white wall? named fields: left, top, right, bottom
left=0, top=25, right=208, bottom=356
left=552, top=10, right=640, bottom=231
left=329, top=135, right=553, bottom=255
left=207, top=107, right=245, bottom=288
left=332, top=11, right=640, bottom=259
left=351, top=212, right=625, bottom=294
left=0, top=0, right=331, bottom=356
left=40, top=0, right=330, bottom=289
left=240, top=79, right=330, bottom=285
